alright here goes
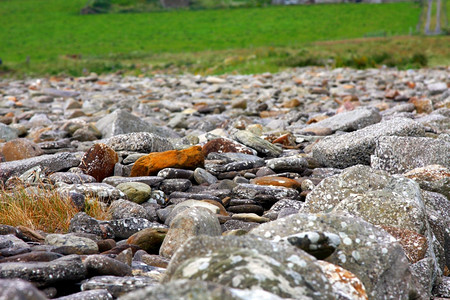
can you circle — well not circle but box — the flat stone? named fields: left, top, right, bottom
left=312, top=118, right=425, bottom=168
left=106, top=218, right=167, bottom=240
left=56, top=182, right=125, bottom=203
left=233, top=183, right=300, bottom=200
left=81, top=275, right=158, bottom=298
left=0, top=279, right=48, bottom=300
left=45, top=233, right=99, bottom=255
left=130, top=146, right=204, bottom=177
left=53, top=289, right=113, bottom=300
left=0, top=255, right=87, bottom=287
left=157, top=168, right=194, bottom=180
left=404, top=164, right=450, bottom=199
left=251, top=176, right=302, bottom=190
left=49, top=172, right=96, bottom=184
left=193, top=167, right=218, bottom=185
left=102, top=176, right=163, bottom=188
left=231, top=213, right=270, bottom=223
left=202, top=138, right=256, bottom=155
left=0, top=152, right=80, bottom=183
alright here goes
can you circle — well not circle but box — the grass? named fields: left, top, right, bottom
left=1, top=0, right=442, bottom=77
left=0, top=184, right=110, bottom=233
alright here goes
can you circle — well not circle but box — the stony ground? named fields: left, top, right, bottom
left=0, top=67, right=449, bottom=300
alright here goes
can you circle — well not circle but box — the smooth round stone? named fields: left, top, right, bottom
left=231, top=213, right=270, bottom=223
left=109, top=199, right=150, bottom=220
left=193, top=167, right=218, bottom=185
left=116, top=182, right=151, bottom=204
left=251, top=176, right=302, bottom=190
left=84, top=254, right=132, bottom=277
left=127, top=228, right=168, bottom=254
left=227, top=204, right=264, bottom=215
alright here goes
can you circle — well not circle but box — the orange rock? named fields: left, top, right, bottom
left=282, top=98, right=301, bottom=108
left=409, top=97, right=433, bottom=114
left=385, top=90, right=400, bottom=99
left=79, top=143, right=119, bottom=182
left=251, top=176, right=302, bottom=190
left=379, top=225, right=427, bottom=264
left=201, top=200, right=229, bottom=216
left=259, top=111, right=285, bottom=118
left=0, top=138, right=43, bottom=161
left=130, top=146, right=204, bottom=177
left=306, top=115, right=329, bottom=124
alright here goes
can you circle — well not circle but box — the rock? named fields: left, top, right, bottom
left=0, top=255, right=87, bottom=287
left=84, top=255, right=132, bottom=277
left=54, top=289, right=113, bottom=300
left=119, top=279, right=282, bottom=300
left=379, top=225, right=428, bottom=264
left=280, top=231, right=341, bottom=260
left=45, top=233, right=99, bottom=255
left=231, top=213, right=269, bottom=223
left=251, top=176, right=302, bottom=190
left=106, top=132, right=173, bottom=153
left=96, top=109, right=173, bottom=139
left=106, top=218, right=167, bottom=240
left=126, top=228, right=168, bottom=254
left=81, top=276, right=158, bottom=298
left=0, top=152, right=80, bottom=183
left=427, top=82, right=448, bottom=95
left=433, top=277, right=450, bottom=297
left=312, top=118, right=425, bottom=168
left=250, top=213, right=421, bottom=299
left=159, top=207, right=222, bottom=258
left=232, top=130, right=282, bottom=157
left=130, top=146, right=205, bottom=177
left=79, top=143, right=118, bottom=182
left=157, top=168, right=194, bottom=180
left=193, top=167, right=217, bottom=185
left=233, top=183, right=299, bottom=200
left=316, top=261, right=368, bottom=300
left=202, top=138, right=256, bottom=155
left=404, top=165, right=450, bottom=199
left=109, top=199, right=151, bottom=220
left=265, top=156, right=308, bottom=173
left=371, top=136, right=450, bottom=174
left=102, top=176, right=163, bottom=188
left=159, top=178, right=192, bottom=194
left=116, top=182, right=151, bottom=204
left=56, top=182, right=125, bottom=203
left=0, top=138, right=43, bottom=161
left=300, top=107, right=381, bottom=133
left=0, top=122, right=18, bottom=141
left=49, top=172, right=96, bottom=184
left=42, top=87, right=80, bottom=98
left=69, top=212, right=114, bottom=239
left=0, top=278, right=48, bottom=300
left=302, top=165, right=429, bottom=236
left=164, top=235, right=335, bottom=299
left=409, top=97, right=433, bottom=114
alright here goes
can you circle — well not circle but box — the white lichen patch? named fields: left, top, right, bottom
left=182, top=257, right=211, bottom=278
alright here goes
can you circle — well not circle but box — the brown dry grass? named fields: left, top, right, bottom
left=0, top=184, right=110, bottom=233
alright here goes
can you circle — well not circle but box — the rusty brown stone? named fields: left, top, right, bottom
left=202, top=138, right=254, bottom=156
left=140, top=254, right=170, bottom=268
left=131, top=146, right=205, bottom=177
left=409, top=97, right=433, bottom=114
left=79, top=143, right=119, bottom=182
left=127, top=228, right=168, bottom=254
left=251, top=176, right=302, bottom=190
left=0, top=138, right=43, bottom=162
left=379, top=225, right=427, bottom=263
left=201, top=200, right=229, bottom=216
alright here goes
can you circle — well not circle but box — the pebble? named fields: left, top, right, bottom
left=0, top=67, right=448, bottom=299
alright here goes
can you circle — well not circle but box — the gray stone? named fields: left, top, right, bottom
left=56, top=182, right=125, bottom=203
left=109, top=199, right=151, bottom=220
left=84, top=255, right=132, bottom=276
left=0, top=279, right=48, bottom=300
left=0, top=255, right=87, bottom=287
left=116, top=182, right=151, bottom=204
left=427, top=82, right=448, bottom=95
left=81, top=276, right=158, bottom=298
left=119, top=279, right=283, bottom=300
left=265, top=156, right=308, bottom=172
left=164, top=235, right=335, bottom=299
left=106, top=218, right=167, bottom=240
left=371, top=136, right=450, bottom=174
left=106, top=132, right=173, bottom=153
left=69, top=212, right=114, bottom=239
left=45, top=234, right=99, bottom=255
left=193, top=167, right=218, bottom=185
left=312, top=118, right=425, bottom=168
left=250, top=213, right=421, bottom=299
left=96, top=109, right=173, bottom=139
left=232, top=130, right=282, bottom=157
left=49, top=172, right=96, bottom=184
left=54, top=289, right=113, bottom=300
left=159, top=178, right=192, bottom=194
left=233, top=183, right=300, bottom=200
left=433, top=276, right=450, bottom=297
left=42, top=87, right=80, bottom=98
left=157, top=168, right=194, bottom=180
left=300, top=107, right=381, bottom=133
left=102, top=176, right=163, bottom=188
left=160, top=207, right=222, bottom=258
left=0, top=152, right=80, bottom=183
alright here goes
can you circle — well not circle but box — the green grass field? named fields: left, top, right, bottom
left=0, top=0, right=448, bottom=77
